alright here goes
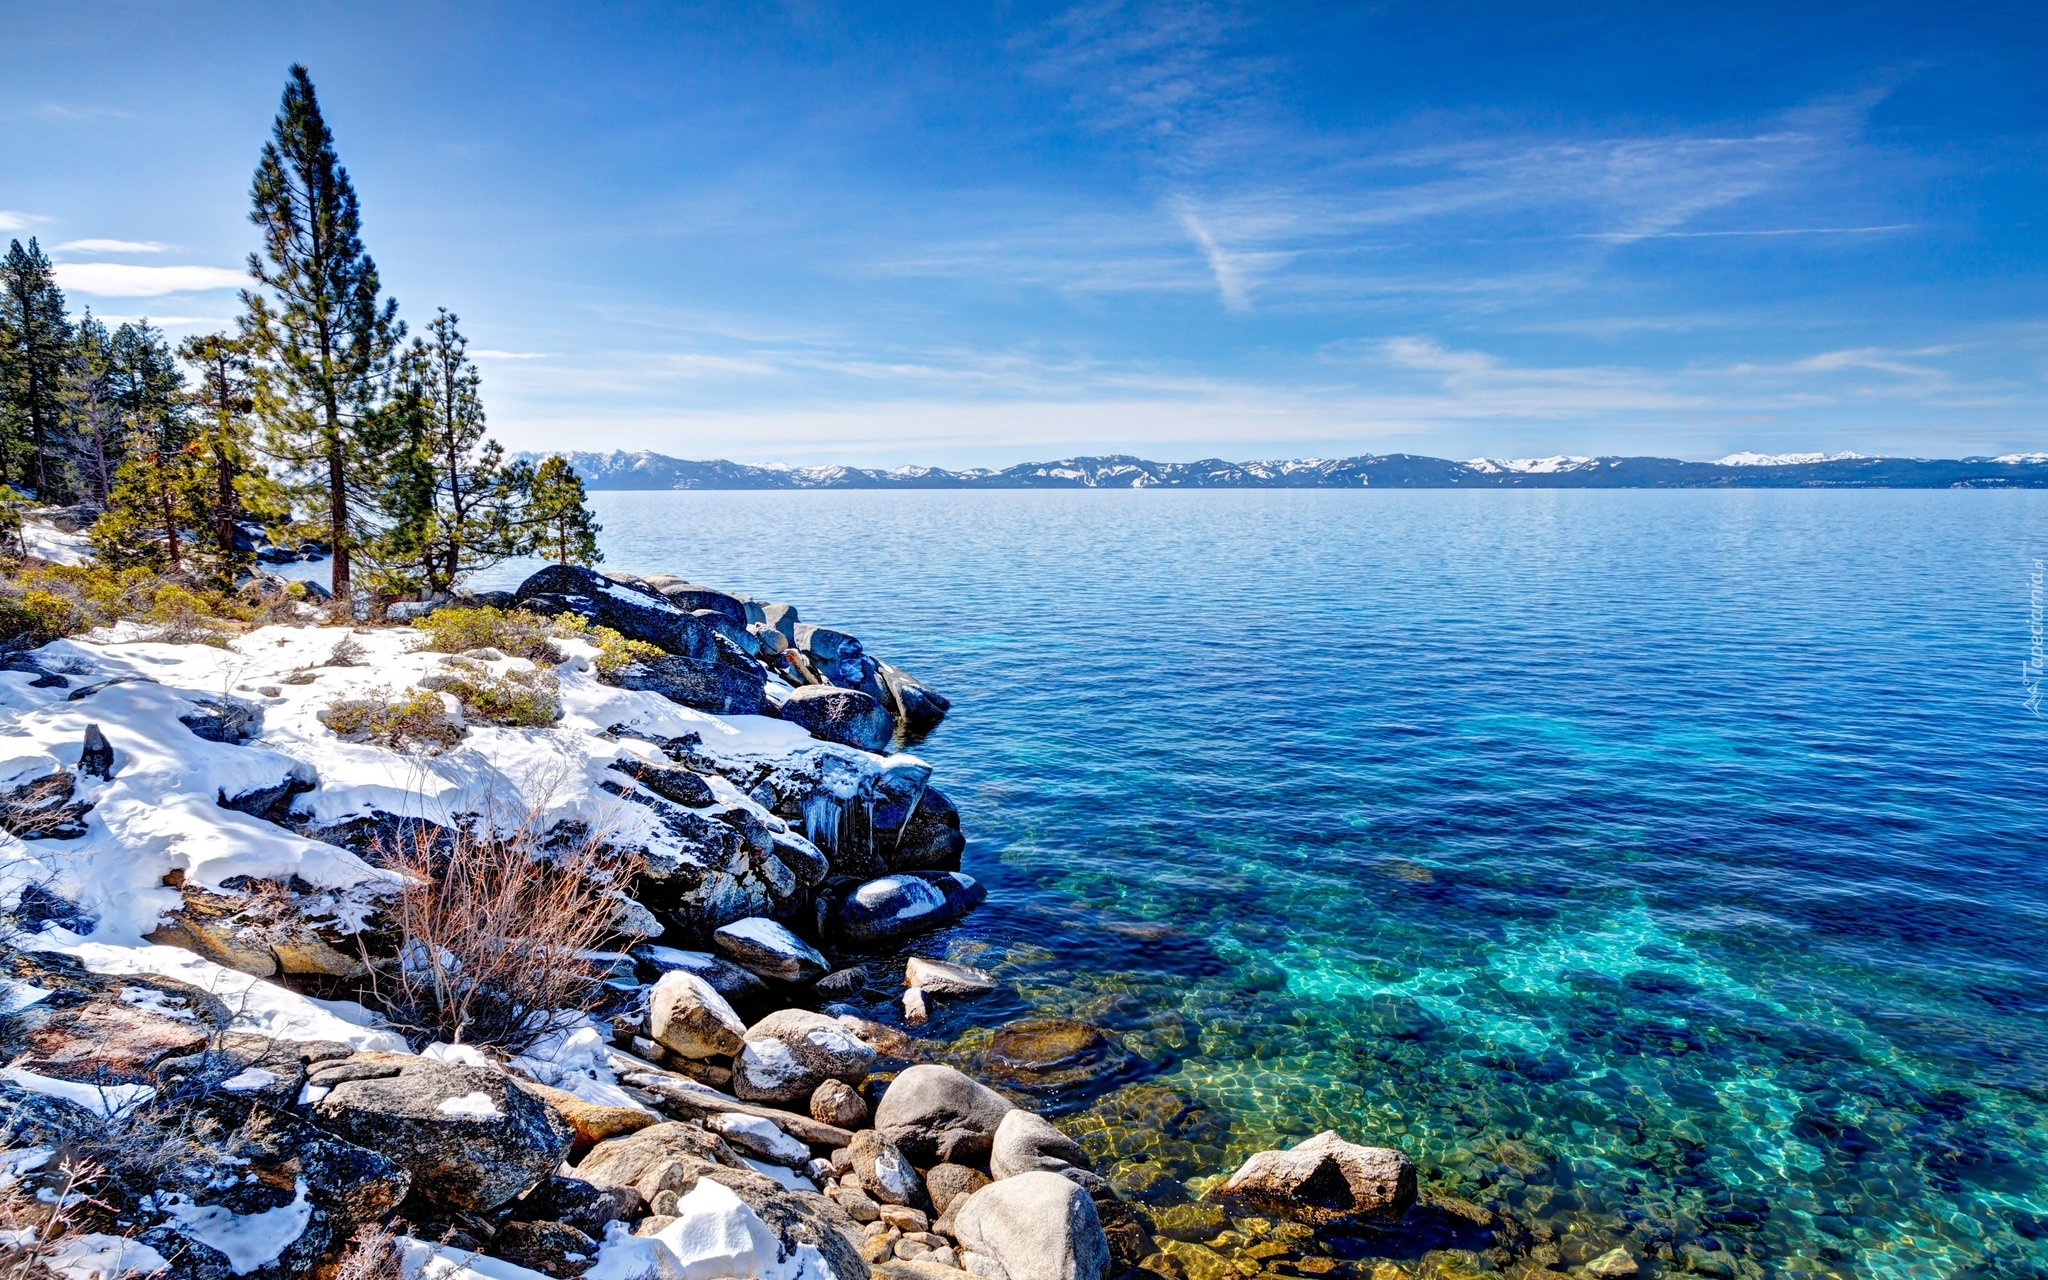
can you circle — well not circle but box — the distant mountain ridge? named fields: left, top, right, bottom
left=510, top=449, right=2048, bottom=490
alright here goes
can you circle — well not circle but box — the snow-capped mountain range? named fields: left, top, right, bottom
left=510, top=450, right=2048, bottom=490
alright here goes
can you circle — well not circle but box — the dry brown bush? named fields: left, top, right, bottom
left=364, top=817, right=635, bottom=1052
left=333, top=1222, right=404, bottom=1280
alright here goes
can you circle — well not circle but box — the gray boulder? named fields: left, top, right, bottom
left=609, top=757, right=714, bottom=807
left=878, top=662, right=950, bottom=734
left=811, top=1078, right=869, bottom=1128
left=648, top=969, right=749, bottom=1059
left=833, top=872, right=986, bottom=945
left=780, top=685, right=894, bottom=753
left=924, top=1164, right=991, bottom=1216
left=713, top=917, right=829, bottom=984
left=760, top=603, right=800, bottom=645
left=657, top=584, right=749, bottom=627
left=1207, top=1130, right=1416, bottom=1225
left=874, top=1064, right=1015, bottom=1166
left=733, top=1009, right=876, bottom=1103
left=989, top=1110, right=1092, bottom=1181
left=309, top=1057, right=573, bottom=1212
left=794, top=624, right=862, bottom=660
left=848, top=1128, right=925, bottom=1208
left=611, top=654, right=765, bottom=716
left=634, top=945, right=770, bottom=1004
left=905, top=957, right=995, bottom=997
left=954, top=1171, right=1109, bottom=1280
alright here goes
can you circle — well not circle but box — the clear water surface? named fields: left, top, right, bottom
left=485, top=489, right=2048, bottom=1280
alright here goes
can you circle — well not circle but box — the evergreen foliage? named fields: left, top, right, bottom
left=178, top=331, right=263, bottom=577
left=59, top=313, right=117, bottom=504
left=243, top=63, right=403, bottom=603
left=526, top=455, right=602, bottom=566
left=0, top=239, right=76, bottom=498
left=382, top=309, right=528, bottom=594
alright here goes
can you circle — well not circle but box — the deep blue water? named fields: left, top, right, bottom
left=497, top=489, right=2048, bottom=1279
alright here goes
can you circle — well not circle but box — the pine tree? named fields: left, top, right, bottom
left=178, top=331, right=260, bottom=577
left=60, top=313, right=118, bottom=504
left=0, top=238, right=76, bottom=498
left=243, top=64, right=402, bottom=605
left=92, top=322, right=201, bottom=573
left=526, top=455, right=602, bottom=566
left=382, top=309, right=526, bottom=593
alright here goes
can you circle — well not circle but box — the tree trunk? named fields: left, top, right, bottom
left=214, top=439, right=236, bottom=560
left=328, top=443, right=349, bottom=603
left=159, top=461, right=182, bottom=573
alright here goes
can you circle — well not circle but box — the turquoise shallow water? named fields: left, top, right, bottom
left=490, top=489, right=2048, bottom=1278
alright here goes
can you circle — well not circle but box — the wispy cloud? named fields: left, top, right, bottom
left=55, top=239, right=174, bottom=254
left=36, top=103, right=134, bottom=122
left=0, top=211, right=44, bottom=232
left=469, top=349, right=555, bottom=360
left=52, top=263, right=246, bottom=297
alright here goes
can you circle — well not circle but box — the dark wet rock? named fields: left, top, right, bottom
left=217, top=760, right=318, bottom=825
left=817, top=966, right=869, bottom=999
left=609, top=756, right=715, bottom=807
left=781, top=685, right=894, bottom=752
left=713, top=917, right=829, bottom=984
left=877, top=663, right=950, bottom=735
left=653, top=583, right=750, bottom=627
left=795, top=624, right=863, bottom=661
left=179, top=696, right=263, bottom=744
left=513, top=1173, right=646, bottom=1236
left=1208, top=1131, right=1416, bottom=1226
left=875, top=1064, right=1016, bottom=1166
left=887, top=792, right=966, bottom=873
left=489, top=1220, right=600, bottom=1277
left=67, top=675, right=160, bottom=702
left=989, top=1110, right=1093, bottom=1181
left=515, top=564, right=721, bottom=662
left=955, top=1170, right=1110, bottom=1280
left=79, top=722, right=114, bottom=779
left=611, top=654, right=765, bottom=716
left=832, top=872, right=985, bottom=946
left=926, top=1164, right=991, bottom=1217
left=634, top=945, right=771, bottom=1005
left=310, top=1057, right=574, bottom=1212
left=813, top=1078, right=870, bottom=1128
left=1, top=768, right=92, bottom=838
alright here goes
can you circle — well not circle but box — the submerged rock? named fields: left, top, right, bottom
left=905, top=957, right=995, bottom=997
left=1208, top=1130, right=1416, bottom=1226
left=982, top=1019, right=1135, bottom=1095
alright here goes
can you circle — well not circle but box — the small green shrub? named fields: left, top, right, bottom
left=412, top=606, right=561, bottom=662
left=319, top=686, right=467, bottom=753
left=0, top=561, right=255, bottom=646
left=420, top=658, right=563, bottom=728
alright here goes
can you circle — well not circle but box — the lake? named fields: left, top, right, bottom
left=489, top=488, right=2048, bottom=1279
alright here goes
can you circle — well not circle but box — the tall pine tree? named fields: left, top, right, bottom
left=179, top=331, right=260, bottom=576
left=527, top=455, right=602, bottom=566
left=243, top=64, right=401, bottom=605
left=382, top=309, right=526, bottom=593
left=0, top=239, right=76, bottom=498
left=93, top=322, right=202, bottom=573
left=61, top=314, right=118, bottom=504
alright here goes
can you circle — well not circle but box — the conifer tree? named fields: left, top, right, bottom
left=242, top=64, right=401, bottom=604
left=382, top=309, right=526, bottom=593
left=60, top=314, right=118, bottom=504
left=92, top=322, right=201, bottom=573
left=526, top=455, right=602, bottom=566
left=0, top=238, right=76, bottom=498
left=179, top=331, right=259, bottom=575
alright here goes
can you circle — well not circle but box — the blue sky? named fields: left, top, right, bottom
left=4, top=1, right=2044, bottom=465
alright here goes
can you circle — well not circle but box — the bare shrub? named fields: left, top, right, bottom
left=333, top=1222, right=404, bottom=1280
left=318, top=687, right=466, bottom=754
left=364, top=819, right=634, bottom=1051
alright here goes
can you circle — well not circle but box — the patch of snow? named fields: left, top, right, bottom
left=436, top=1091, right=504, bottom=1119
left=34, top=942, right=408, bottom=1051
left=20, top=519, right=91, bottom=566
left=1463, top=456, right=1598, bottom=474
left=218, top=1067, right=279, bottom=1093
left=736, top=1156, right=816, bottom=1191
left=717, top=918, right=823, bottom=965
left=118, top=985, right=195, bottom=1019
left=296, top=1083, right=330, bottom=1106
left=398, top=1237, right=558, bottom=1280
left=734, top=1038, right=807, bottom=1089
left=704, top=1113, right=810, bottom=1166
left=1713, top=451, right=1869, bottom=466
left=0, top=979, right=51, bottom=1014
left=158, top=1179, right=312, bottom=1274
left=650, top=1177, right=836, bottom=1280
left=1993, top=452, right=2048, bottom=465
left=423, top=1043, right=495, bottom=1070
left=36, top=1232, right=171, bottom=1280
left=0, top=1067, right=155, bottom=1119
left=0, top=1147, right=53, bottom=1181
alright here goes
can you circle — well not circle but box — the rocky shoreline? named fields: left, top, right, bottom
left=0, top=561, right=1598, bottom=1280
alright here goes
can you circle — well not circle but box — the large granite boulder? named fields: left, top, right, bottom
left=780, top=685, right=895, bottom=753
left=1207, top=1130, right=1416, bottom=1225
left=733, top=1009, right=876, bottom=1103
left=610, top=654, right=765, bottom=716
left=653, top=583, right=750, bottom=627
left=635, top=945, right=770, bottom=1005
left=881, top=787, right=966, bottom=873
left=308, top=1057, right=574, bottom=1212
left=832, top=872, right=985, bottom=945
left=874, top=1064, right=1015, bottom=1166
left=877, top=663, right=950, bottom=735
left=576, top=1121, right=746, bottom=1201
left=847, top=1128, right=926, bottom=1208
left=989, top=1110, right=1092, bottom=1181
left=713, top=917, right=829, bottom=984
left=648, top=969, right=749, bottom=1060
left=954, top=1171, right=1110, bottom=1280
left=514, top=564, right=720, bottom=662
